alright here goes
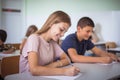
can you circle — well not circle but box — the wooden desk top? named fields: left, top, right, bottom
left=0, top=50, right=20, bottom=60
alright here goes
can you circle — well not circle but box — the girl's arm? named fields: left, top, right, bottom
left=45, top=53, right=70, bottom=68
left=28, top=51, right=80, bottom=76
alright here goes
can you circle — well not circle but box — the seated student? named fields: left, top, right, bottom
left=0, top=29, right=15, bottom=54
left=61, top=17, right=120, bottom=64
left=89, top=31, right=99, bottom=44
left=19, top=11, right=80, bottom=76
left=19, top=25, right=38, bottom=53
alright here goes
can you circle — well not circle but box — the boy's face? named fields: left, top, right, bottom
left=77, top=26, right=93, bottom=40
left=0, top=39, right=3, bottom=45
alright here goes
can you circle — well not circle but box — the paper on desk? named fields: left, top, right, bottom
left=42, top=73, right=82, bottom=80
left=97, top=61, right=117, bottom=65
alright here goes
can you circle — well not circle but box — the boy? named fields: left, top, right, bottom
left=0, top=29, right=15, bottom=53
left=61, top=17, right=120, bottom=63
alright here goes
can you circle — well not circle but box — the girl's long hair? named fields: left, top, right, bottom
left=36, top=11, right=71, bottom=35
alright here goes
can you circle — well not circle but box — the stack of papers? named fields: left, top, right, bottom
left=42, top=73, right=82, bottom=80
left=97, top=61, right=118, bottom=65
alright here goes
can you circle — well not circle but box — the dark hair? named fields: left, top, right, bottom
left=77, top=17, right=94, bottom=28
left=0, top=29, right=7, bottom=42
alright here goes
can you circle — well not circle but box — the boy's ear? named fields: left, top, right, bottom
left=77, top=26, right=81, bottom=31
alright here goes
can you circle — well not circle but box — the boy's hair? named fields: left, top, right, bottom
left=77, top=17, right=94, bottom=28
left=0, top=29, right=7, bottom=42
left=36, top=11, right=71, bottom=35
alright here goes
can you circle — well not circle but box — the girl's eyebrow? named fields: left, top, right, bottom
left=61, top=27, right=66, bottom=31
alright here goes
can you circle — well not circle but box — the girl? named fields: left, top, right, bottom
left=19, top=25, right=38, bottom=53
left=19, top=11, right=80, bottom=76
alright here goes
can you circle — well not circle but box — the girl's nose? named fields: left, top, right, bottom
left=60, top=32, right=64, bottom=37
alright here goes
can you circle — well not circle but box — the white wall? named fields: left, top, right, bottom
left=1, top=0, right=24, bottom=43
left=25, top=0, right=120, bottom=46
left=1, top=0, right=120, bottom=46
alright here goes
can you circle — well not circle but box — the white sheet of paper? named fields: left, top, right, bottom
left=42, top=73, right=82, bottom=80
left=97, top=61, right=117, bottom=65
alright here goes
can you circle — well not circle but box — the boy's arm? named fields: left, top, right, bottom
left=2, top=44, right=16, bottom=54
left=3, top=48, right=15, bottom=54
left=45, top=53, right=70, bottom=68
left=91, top=46, right=108, bottom=57
left=91, top=46, right=120, bottom=62
left=67, top=48, right=112, bottom=63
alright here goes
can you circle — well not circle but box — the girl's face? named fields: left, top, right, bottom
left=50, top=22, right=69, bottom=41
left=78, top=26, right=93, bottom=40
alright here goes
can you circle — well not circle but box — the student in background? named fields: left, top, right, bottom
left=19, top=11, right=80, bottom=76
left=19, top=25, right=38, bottom=53
left=61, top=17, right=120, bottom=64
left=0, top=29, right=15, bottom=54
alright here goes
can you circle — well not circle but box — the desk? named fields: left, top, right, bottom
left=107, top=47, right=120, bottom=54
left=0, top=50, right=20, bottom=60
left=94, top=41, right=106, bottom=46
left=0, top=50, right=20, bottom=75
left=5, top=62, right=120, bottom=80
left=94, top=41, right=106, bottom=51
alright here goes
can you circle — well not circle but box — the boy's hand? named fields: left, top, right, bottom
left=108, top=53, right=120, bottom=62
left=100, top=57, right=113, bottom=64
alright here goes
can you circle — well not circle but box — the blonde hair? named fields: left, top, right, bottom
left=36, top=11, right=71, bottom=35
left=25, top=25, right=38, bottom=37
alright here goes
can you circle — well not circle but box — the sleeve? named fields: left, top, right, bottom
left=61, top=35, right=75, bottom=54
left=22, top=34, right=40, bottom=57
left=86, top=40, right=95, bottom=50
left=52, top=41, right=64, bottom=59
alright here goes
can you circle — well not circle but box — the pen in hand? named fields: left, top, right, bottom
left=66, top=56, right=74, bottom=66
left=66, top=56, right=80, bottom=75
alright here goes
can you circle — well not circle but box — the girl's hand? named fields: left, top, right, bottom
left=64, top=66, right=80, bottom=76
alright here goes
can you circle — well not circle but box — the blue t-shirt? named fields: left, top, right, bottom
left=61, top=33, right=95, bottom=55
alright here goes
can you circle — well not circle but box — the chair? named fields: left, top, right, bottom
left=1, top=55, right=20, bottom=78
left=12, top=43, right=20, bottom=50
left=105, top=42, right=117, bottom=48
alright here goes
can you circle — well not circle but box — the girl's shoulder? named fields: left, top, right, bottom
left=28, top=34, right=39, bottom=38
left=27, top=34, right=41, bottom=43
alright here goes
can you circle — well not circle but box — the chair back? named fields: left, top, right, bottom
left=105, top=42, right=117, bottom=48
left=1, top=55, right=20, bottom=78
left=12, top=43, right=20, bottom=50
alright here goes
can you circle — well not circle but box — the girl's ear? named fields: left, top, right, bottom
left=49, top=23, right=53, bottom=28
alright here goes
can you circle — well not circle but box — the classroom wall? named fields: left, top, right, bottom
left=25, top=0, right=120, bottom=46
left=1, top=0, right=120, bottom=46
left=1, top=0, right=24, bottom=43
